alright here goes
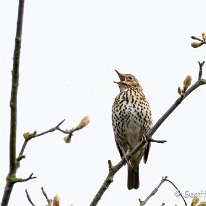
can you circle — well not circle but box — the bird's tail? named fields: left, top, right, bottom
left=127, top=165, right=139, bottom=190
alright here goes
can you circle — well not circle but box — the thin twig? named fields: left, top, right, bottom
left=165, top=179, right=187, bottom=206
left=139, top=176, right=187, bottom=206
left=198, top=61, right=205, bottom=81
left=41, top=187, right=52, bottom=205
left=89, top=62, right=206, bottom=206
left=33, top=119, right=65, bottom=138
left=15, top=173, right=36, bottom=183
left=16, top=117, right=88, bottom=163
left=146, top=64, right=206, bottom=138
left=191, top=36, right=205, bottom=43
left=17, top=139, right=28, bottom=162
left=108, top=160, right=113, bottom=171
left=25, top=189, right=36, bottom=206
left=16, top=119, right=65, bottom=163
left=147, top=137, right=167, bottom=143
left=139, top=176, right=168, bottom=206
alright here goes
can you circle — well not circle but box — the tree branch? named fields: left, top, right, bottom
left=1, top=0, right=25, bottom=205
left=139, top=176, right=187, bottom=206
left=198, top=61, right=205, bottom=81
left=165, top=179, right=187, bottom=206
left=25, top=189, right=36, bottom=206
left=191, top=34, right=206, bottom=48
left=17, top=119, right=66, bottom=162
left=41, top=187, right=52, bottom=206
left=15, top=173, right=36, bottom=183
left=89, top=62, right=206, bottom=206
left=17, top=116, right=89, bottom=164
left=139, top=176, right=167, bottom=206
left=191, top=36, right=205, bottom=43
left=146, top=62, right=206, bottom=138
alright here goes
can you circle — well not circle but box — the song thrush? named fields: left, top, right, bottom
left=112, top=70, right=153, bottom=190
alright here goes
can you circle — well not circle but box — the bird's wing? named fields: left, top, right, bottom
left=115, top=140, right=124, bottom=158
left=143, top=141, right=151, bottom=163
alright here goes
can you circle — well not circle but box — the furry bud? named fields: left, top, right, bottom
left=75, top=116, right=90, bottom=130
left=202, top=32, right=206, bottom=40
left=191, top=196, right=199, bottom=206
left=191, top=42, right=203, bottom=48
left=183, top=75, right=192, bottom=91
left=53, top=194, right=60, bottom=206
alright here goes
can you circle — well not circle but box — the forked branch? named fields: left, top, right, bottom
left=26, top=187, right=59, bottom=206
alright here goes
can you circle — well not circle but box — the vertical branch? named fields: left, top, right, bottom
left=1, top=0, right=25, bottom=205
left=10, top=0, right=24, bottom=173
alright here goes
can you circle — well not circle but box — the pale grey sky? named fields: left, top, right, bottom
left=1, top=0, right=206, bottom=205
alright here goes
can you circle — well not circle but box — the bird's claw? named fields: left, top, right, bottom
left=124, top=154, right=133, bottom=168
left=142, top=134, right=148, bottom=149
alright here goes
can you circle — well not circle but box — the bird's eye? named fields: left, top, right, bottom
left=127, top=76, right=133, bottom=80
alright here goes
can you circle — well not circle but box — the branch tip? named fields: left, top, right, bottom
left=41, top=187, right=52, bottom=204
left=165, top=179, right=187, bottom=206
left=147, top=137, right=167, bottom=144
left=108, top=160, right=113, bottom=171
left=25, top=189, right=36, bottom=206
left=56, top=119, right=65, bottom=128
left=15, top=173, right=36, bottom=183
left=198, top=61, right=205, bottom=80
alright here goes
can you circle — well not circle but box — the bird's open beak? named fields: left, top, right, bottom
left=114, top=70, right=125, bottom=84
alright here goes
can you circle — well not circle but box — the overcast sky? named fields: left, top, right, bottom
left=1, top=0, right=206, bottom=205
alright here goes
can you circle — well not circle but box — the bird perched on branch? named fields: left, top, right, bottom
left=112, top=70, right=153, bottom=190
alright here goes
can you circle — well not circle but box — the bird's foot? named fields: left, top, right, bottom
left=124, top=154, right=133, bottom=168
left=142, top=134, right=148, bottom=149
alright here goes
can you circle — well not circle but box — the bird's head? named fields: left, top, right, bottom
left=114, top=70, right=141, bottom=92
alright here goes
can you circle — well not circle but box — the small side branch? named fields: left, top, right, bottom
left=191, top=36, right=205, bottom=43
left=41, top=187, right=52, bottom=205
left=147, top=137, right=167, bottom=143
left=139, top=176, right=187, bottom=206
left=26, top=188, right=59, bottom=206
left=17, top=119, right=66, bottom=162
left=25, top=189, right=36, bottom=206
left=15, top=173, right=36, bottom=183
left=23, top=119, right=66, bottom=141
left=165, top=179, right=187, bottom=206
left=17, top=116, right=90, bottom=163
left=198, top=61, right=205, bottom=81
left=191, top=33, right=206, bottom=48
left=139, top=176, right=167, bottom=206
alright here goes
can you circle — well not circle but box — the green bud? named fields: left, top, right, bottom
left=178, top=87, right=182, bottom=95
left=23, top=131, right=36, bottom=140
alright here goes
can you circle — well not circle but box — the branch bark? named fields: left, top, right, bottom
left=1, top=1, right=25, bottom=206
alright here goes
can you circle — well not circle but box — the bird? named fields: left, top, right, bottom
left=112, top=70, right=153, bottom=190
